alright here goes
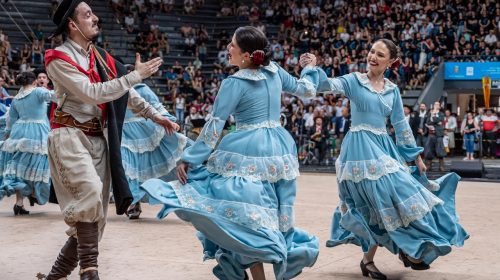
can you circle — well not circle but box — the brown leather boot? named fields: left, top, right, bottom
left=76, top=222, right=100, bottom=280
left=46, top=236, right=79, bottom=280
left=439, top=158, right=445, bottom=172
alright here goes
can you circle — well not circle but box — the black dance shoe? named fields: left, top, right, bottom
left=360, top=260, right=387, bottom=280
left=13, top=204, right=30, bottom=215
left=29, top=196, right=39, bottom=206
left=399, top=252, right=430, bottom=270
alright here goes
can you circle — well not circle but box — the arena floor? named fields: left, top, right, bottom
left=0, top=174, right=498, bottom=280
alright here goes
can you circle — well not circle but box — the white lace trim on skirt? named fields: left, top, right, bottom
left=336, top=155, right=409, bottom=183
left=206, top=150, right=300, bottom=183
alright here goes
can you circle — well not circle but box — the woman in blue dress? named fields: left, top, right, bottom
left=141, top=26, right=319, bottom=279
left=0, top=103, right=9, bottom=140
left=121, top=83, right=186, bottom=219
left=0, top=71, right=53, bottom=215
left=301, top=39, right=468, bottom=279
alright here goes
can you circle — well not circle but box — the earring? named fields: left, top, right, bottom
left=242, top=60, right=245, bottom=64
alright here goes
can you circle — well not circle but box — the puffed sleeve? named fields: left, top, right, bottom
left=6, top=102, right=19, bottom=134
left=36, top=87, right=55, bottom=103
left=390, top=88, right=423, bottom=161
left=181, top=78, right=241, bottom=165
left=277, top=62, right=318, bottom=99
left=316, top=69, right=355, bottom=99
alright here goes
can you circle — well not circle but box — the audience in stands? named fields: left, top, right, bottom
left=1, top=0, right=499, bottom=165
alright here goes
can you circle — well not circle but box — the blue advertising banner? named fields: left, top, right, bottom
left=444, top=62, right=500, bottom=80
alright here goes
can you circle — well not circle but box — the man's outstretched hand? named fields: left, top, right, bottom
left=153, top=115, right=180, bottom=135
left=135, top=53, right=163, bottom=79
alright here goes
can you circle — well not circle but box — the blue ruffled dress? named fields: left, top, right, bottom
left=318, top=71, right=468, bottom=265
left=0, top=87, right=52, bottom=205
left=0, top=103, right=8, bottom=140
left=141, top=62, right=320, bottom=279
left=121, top=84, right=189, bottom=204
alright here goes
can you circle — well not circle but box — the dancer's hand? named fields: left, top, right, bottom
left=299, top=53, right=316, bottom=68
left=177, top=162, right=189, bottom=185
left=153, top=115, right=180, bottom=135
left=135, top=53, right=163, bottom=79
left=416, top=156, right=427, bottom=174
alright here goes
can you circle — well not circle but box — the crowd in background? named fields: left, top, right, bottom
left=1, top=0, right=500, bottom=166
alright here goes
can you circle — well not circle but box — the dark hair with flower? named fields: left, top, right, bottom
left=234, top=26, right=272, bottom=67
left=250, top=50, right=266, bottom=66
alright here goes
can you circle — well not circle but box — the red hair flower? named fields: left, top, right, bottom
left=390, top=58, right=401, bottom=70
left=250, top=50, right=265, bottom=66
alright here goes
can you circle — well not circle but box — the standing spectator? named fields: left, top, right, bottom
left=1, top=35, right=12, bottom=63
left=184, top=35, right=196, bottom=55
left=31, top=40, right=44, bottom=65
left=309, top=117, right=328, bottom=164
left=481, top=109, right=498, bottom=158
left=416, top=103, right=428, bottom=147
left=31, top=24, right=45, bottom=44
left=444, top=109, right=457, bottom=154
left=334, top=106, right=351, bottom=155
left=158, top=33, right=170, bottom=55
left=175, top=93, right=186, bottom=128
left=461, top=112, right=479, bottom=161
left=404, top=105, right=419, bottom=139
left=424, top=101, right=446, bottom=171
left=124, top=12, right=135, bottom=33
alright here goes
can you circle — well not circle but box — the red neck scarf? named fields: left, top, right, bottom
left=45, top=46, right=117, bottom=126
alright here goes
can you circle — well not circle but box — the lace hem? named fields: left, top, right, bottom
left=1, top=164, right=50, bottom=183
left=336, top=155, right=408, bottom=183
left=1, top=138, right=48, bottom=155
left=199, top=116, right=224, bottom=149
left=296, top=77, right=316, bottom=98
left=121, top=125, right=166, bottom=153
left=340, top=189, right=443, bottom=232
left=206, top=150, right=300, bottom=183
left=170, top=180, right=285, bottom=231
left=392, top=119, right=417, bottom=146
left=349, top=124, right=387, bottom=135
left=123, top=135, right=187, bottom=182
left=236, top=120, right=281, bottom=131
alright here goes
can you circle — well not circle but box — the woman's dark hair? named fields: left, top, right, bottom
left=376, top=38, right=400, bottom=69
left=234, top=26, right=272, bottom=67
left=376, top=38, right=398, bottom=59
left=15, top=71, right=37, bottom=86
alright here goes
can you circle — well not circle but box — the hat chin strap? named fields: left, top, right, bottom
left=70, top=19, right=92, bottom=42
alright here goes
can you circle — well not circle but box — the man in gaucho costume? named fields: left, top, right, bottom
left=43, top=0, right=178, bottom=279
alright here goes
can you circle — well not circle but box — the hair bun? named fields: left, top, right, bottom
left=250, top=50, right=266, bottom=66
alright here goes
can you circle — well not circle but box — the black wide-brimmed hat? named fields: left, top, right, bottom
left=49, top=0, right=88, bottom=39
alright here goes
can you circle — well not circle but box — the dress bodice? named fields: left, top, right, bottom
left=9, top=87, right=52, bottom=123
left=181, top=62, right=319, bottom=182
